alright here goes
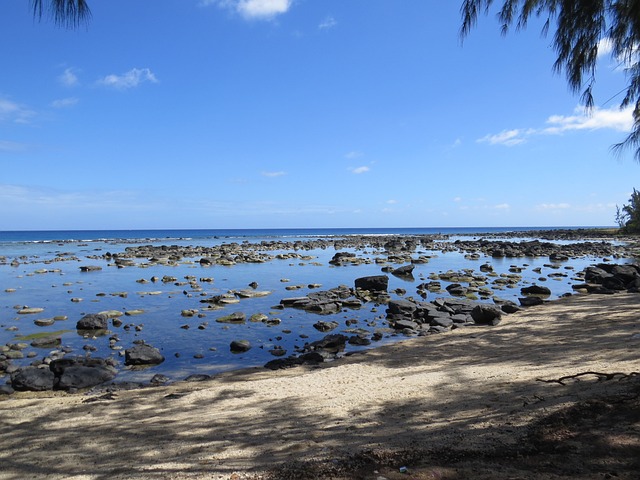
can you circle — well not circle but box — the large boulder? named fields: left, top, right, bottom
left=584, top=266, right=613, bottom=285
left=76, top=313, right=108, bottom=330
left=470, top=304, right=502, bottom=326
left=392, top=264, right=415, bottom=277
left=125, top=344, right=165, bottom=366
left=11, top=367, right=55, bottom=391
left=56, top=365, right=116, bottom=391
left=230, top=340, right=252, bottom=353
left=354, top=275, right=389, bottom=292
left=521, top=285, right=551, bottom=296
left=386, top=299, right=418, bottom=316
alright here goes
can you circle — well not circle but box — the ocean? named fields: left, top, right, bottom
left=0, top=226, right=627, bottom=385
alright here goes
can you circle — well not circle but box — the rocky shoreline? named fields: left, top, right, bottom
left=1, top=230, right=639, bottom=397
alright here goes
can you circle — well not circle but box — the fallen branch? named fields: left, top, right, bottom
left=536, top=371, right=639, bottom=386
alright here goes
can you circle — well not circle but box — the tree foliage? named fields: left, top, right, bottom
left=616, top=188, right=640, bottom=233
left=31, top=0, right=91, bottom=29
left=460, top=0, right=640, bottom=161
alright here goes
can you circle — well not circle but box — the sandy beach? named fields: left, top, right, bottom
left=1, top=291, right=639, bottom=480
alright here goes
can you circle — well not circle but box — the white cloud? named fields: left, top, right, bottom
left=494, top=203, right=510, bottom=210
left=543, top=105, right=633, bottom=133
left=319, top=16, right=337, bottom=29
left=0, top=98, right=35, bottom=124
left=98, top=68, right=158, bottom=90
left=205, top=0, right=292, bottom=20
left=51, top=97, right=79, bottom=108
left=386, top=199, right=398, bottom=204
left=350, top=166, right=370, bottom=174
left=261, top=170, right=286, bottom=177
left=478, top=105, right=633, bottom=147
left=478, top=129, right=527, bottom=146
left=598, top=38, right=613, bottom=58
left=59, top=67, right=79, bottom=87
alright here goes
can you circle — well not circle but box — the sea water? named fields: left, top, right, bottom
left=0, top=227, right=624, bottom=383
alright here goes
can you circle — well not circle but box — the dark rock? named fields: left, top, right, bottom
left=519, top=296, right=545, bottom=307
left=348, top=335, right=371, bottom=346
left=309, top=334, right=348, bottom=354
left=125, top=344, right=165, bottom=366
left=56, top=365, right=116, bottom=390
left=501, top=302, right=521, bottom=314
left=446, top=283, right=467, bottom=296
left=0, top=385, right=15, bottom=395
left=354, top=275, right=389, bottom=292
left=392, top=264, right=415, bottom=277
left=584, top=266, right=613, bottom=284
left=79, top=265, right=102, bottom=272
left=329, top=252, right=357, bottom=265
left=11, top=367, right=55, bottom=391
left=430, top=316, right=454, bottom=328
left=230, top=339, right=251, bottom=353
left=184, top=374, right=212, bottom=382
left=521, top=285, right=551, bottom=296
left=602, top=276, right=627, bottom=291
left=264, top=357, right=304, bottom=370
left=300, top=351, right=325, bottom=363
left=306, top=301, right=341, bottom=314
left=313, top=320, right=339, bottom=332
left=49, top=357, right=81, bottom=376
left=150, top=374, right=170, bottom=385
left=451, top=313, right=471, bottom=324
left=386, top=299, right=418, bottom=316
left=76, top=313, right=108, bottom=330
left=392, top=319, right=419, bottom=330
left=609, top=264, right=640, bottom=284
left=470, top=304, right=502, bottom=326
left=429, top=325, right=450, bottom=334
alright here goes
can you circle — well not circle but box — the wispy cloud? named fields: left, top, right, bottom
left=478, top=129, right=528, bottom=146
left=319, top=16, right=337, bottom=29
left=58, top=67, right=79, bottom=87
left=261, top=170, right=286, bottom=177
left=344, top=151, right=363, bottom=159
left=350, top=166, right=370, bottom=174
left=98, top=68, right=158, bottom=90
left=536, top=203, right=571, bottom=211
left=0, top=98, right=35, bottom=124
left=478, top=105, right=634, bottom=147
left=51, top=97, right=79, bottom=108
left=598, top=38, right=613, bottom=58
left=543, top=106, right=633, bottom=133
left=204, top=0, right=292, bottom=20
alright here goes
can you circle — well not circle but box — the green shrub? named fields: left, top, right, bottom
left=616, top=189, right=640, bottom=234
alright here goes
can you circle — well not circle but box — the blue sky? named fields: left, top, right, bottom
left=1, top=0, right=638, bottom=230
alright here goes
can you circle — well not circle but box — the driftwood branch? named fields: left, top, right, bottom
left=536, top=371, right=639, bottom=386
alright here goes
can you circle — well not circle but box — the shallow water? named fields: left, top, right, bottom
left=0, top=230, right=632, bottom=384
